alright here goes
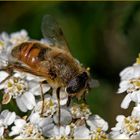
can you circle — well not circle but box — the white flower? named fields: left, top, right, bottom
left=120, top=65, right=140, bottom=81
left=131, top=104, right=140, bottom=117
left=0, top=71, right=9, bottom=83
left=0, top=32, right=10, bottom=67
left=110, top=114, right=140, bottom=139
left=111, top=133, right=129, bottom=139
left=86, top=115, right=108, bottom=131
left=90, top=128, right=108, bottom=140
left=86, top=115, right=108, bottom=140
left=71, top=114, right=108, bottom=140
left=34, top=96, right=56, bottom=117
left=53, top=109, right=72, bottom=125
left=37, top=116, right=54, bottom=138
left=10, top=118, right=44, bottom=139
left=10, top=30, right=29, bottom=45
left=118, top=64, right=140, bottom=94
left=73, top=126, right=90, bottom=139
left=0, top=32, right=9, bottom=53
left=121, top=90, right=140, bottom=109
left=0, top=29, right=110, bottom=139
left=29, top=112, right=55, bottom=138
left=70, top=103, right=91, bottom=119
left=50, top=125, right=71, bottom=139
left=0, top=71, right=50, bottom=112
left=118, top=78, right=140, bottom=94
left=118, top=62, right=140, bottom=109
left=0, top=110, right=16, bottom=138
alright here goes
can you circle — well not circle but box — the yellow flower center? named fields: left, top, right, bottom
left=90, top=128, right=108, bottom=140
left=124, top=116, right=140, bottom=135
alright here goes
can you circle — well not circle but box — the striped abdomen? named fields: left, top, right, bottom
left=11, top=42, right=48, bottom=69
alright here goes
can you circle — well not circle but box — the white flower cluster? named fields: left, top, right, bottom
left=0, top=30, right=108, bottom=139
left=110, top=54, right=140, bottom=139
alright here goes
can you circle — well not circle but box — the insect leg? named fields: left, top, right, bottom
left=66, top=95, right=71, bottom=107
left=40, top=81, right=45, bottom=116
left=56, top=87, right=61, bottom=126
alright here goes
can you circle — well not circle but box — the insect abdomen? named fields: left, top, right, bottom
left=12, top=42, right=47, bottom=68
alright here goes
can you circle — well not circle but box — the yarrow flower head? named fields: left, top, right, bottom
left=9, top=118, right=44, bottom=139
left=117, top=54, right=140, bottom=109
left=110, top=106, right=140, bottom=139
left=110, top=53, right=140, bottom=139
left=0, top=71, right=50, bottom=112
left=0, top=29, right=109, bottom=139
left=70, top=103, right=92, bottom=119
left=0, top=110, right=16, bottom=138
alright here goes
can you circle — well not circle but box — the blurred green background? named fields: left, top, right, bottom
left=0, top=1, right=139, bottom=129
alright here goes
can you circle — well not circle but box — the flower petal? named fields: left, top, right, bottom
left=0, top=71, right=9, bottom=83
left=133, top=65, right=140, bottom=78
left=53, top=109, right=72, bottom=125
left=39, top=117, right=53, bottom=128
left=10, top=119, right=26, bottom=136
left=52, top=88, right=68, bottom=106
left=42, top=124, right=55, bottom=137
left=22, top=92, right=36, bottom=110
left=120, top=66, right=134, bottom=80
left=3, top=111, right=16, bottom=126
left=117, top=80, right=130, bottom=94
left=29, top=81, right=50, bottom=96
left=131, top=90, right=140, bottom=103
left=87, top=115, right=108, bottom=131
left=121, top=94, right=131, bottom=109
left=0, top=127, right=4, bottom=136
left=29, top=112, right=40, bottom=125
left=111, top=133, right=129, bottom=139
left=74, top=126, right=90, bottom=139
left=131, top=104, right=140, bottom=117
left=16, top=96, right=28, bottom=112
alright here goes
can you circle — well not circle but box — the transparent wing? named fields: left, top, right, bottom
left=41, top=15, right=70, bottom=51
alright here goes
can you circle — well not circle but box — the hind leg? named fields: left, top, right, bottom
left=56, top=87, right=61, bottom=126
left=39, top=81, right=48, bottom=116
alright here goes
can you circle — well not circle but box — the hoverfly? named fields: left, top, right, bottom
left=0, top=15, right=94, bottom=125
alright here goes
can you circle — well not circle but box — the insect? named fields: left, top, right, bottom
left=0, top=15, right=93, bottom=125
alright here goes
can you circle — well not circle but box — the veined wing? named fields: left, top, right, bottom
left=41, top=15, right=70, bottom=52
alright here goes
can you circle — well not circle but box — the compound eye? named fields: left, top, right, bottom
left=66, top=72, right=88, bottom=94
